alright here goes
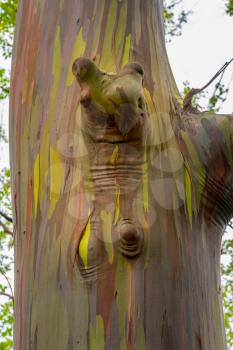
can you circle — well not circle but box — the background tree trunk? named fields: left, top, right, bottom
left=10, top=0, right=229, bottom=349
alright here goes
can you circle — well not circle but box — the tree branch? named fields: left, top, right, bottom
left=227, top=222, right=233, bottom=230
left=0, top=271, right=14, bottom=300
left=0, top=292, right=14, bottom=301
left=183, top=58, right=233, bottom=111
left=0, top=210, right=13, bottom=223
left=0, top=219, right=13, bottom=236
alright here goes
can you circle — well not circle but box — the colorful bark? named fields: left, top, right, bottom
left=10, top=0, right=233, bottom=349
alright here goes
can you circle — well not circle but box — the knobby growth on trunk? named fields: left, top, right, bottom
left=10, top=0, right=233, bottom=349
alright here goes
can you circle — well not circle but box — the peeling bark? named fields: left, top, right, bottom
left=10, top=0, right=233, bottom=349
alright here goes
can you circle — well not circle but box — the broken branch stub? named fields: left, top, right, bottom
left=72, top=57, right=149, bottom=273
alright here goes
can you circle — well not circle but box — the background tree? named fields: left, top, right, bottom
left=0, top=1, right=17, bottom=349
left=0, top=167, right=14, bottom=350
left=0, top=0, right=233, bottom=348
left=0, top=122, right=14, bottom=350
left=0, top=0, right=17, bottom=99
left=226, top=0, right=233, bottom=15
left=163, top=0, right=190, bottom=40
left=222, top=236, right=233, bottom=347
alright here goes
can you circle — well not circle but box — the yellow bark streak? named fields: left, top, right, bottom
left=99, top=0, right=118, bottom=70
left=122, top=34, right=131, bottom=66
left=66, top=28, right=86, bottom=86
left=39, top=26, right=62, bottom=207
left=114, top=183, right=121, bottom=225
left=142, top=143, right=149, bottom=212
left=79, top=209, right=91, bottom=269
left=110, top=145, right=119, bottom=165
left=181, top=130, right=206, bottom=210
left=33, top=154, right=40, bottom=216
left=114, top=1, right=128, bottom=64
left=89, top=315, right=104, bottom=350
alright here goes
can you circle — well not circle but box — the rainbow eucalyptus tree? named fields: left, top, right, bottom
left=10, top=0, right=233, bottom=349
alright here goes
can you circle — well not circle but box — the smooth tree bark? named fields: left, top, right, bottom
left=10, top=0, right=233, bottom=349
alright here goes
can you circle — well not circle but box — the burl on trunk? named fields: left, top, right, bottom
left=10, top=0, right=233, bottom=349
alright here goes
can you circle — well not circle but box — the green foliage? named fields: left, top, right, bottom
left=226, top=0, right=233, bottom=15
left=182, top=77, right=230, bottom=113
left=0, top=0, right=18, bottom=102
left=0, top=168, right=12, bottom=215
left=221, top=236, right=233, bottom=348
left=0, top=0, right=18, bottom=59
left=0, top=69, right=9, bottom=100
left=182, top=80, right=207, bottom=110
left=163, top=0, right=190, bottom=41
left=0, top=2, right=17, bottom=348
left=0, top=168, right=13, bottom=349
left=0, top=169, right=13, bottom=269
left=0, top=299, right=13, bottom=350
left=208, top=82, right=229, bottom=112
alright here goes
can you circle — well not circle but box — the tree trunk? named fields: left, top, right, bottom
left=10, top=0, right=232, bottom=349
